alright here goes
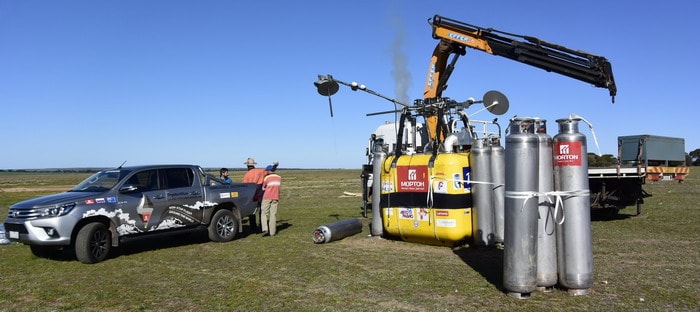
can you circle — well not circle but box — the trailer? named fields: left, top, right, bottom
left=586, top=134, right=689, bottom=218
left=619, top=135, right=689, bottom=182
left=588, top=166, right=649, bottom=219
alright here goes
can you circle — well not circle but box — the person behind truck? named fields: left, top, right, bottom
left=242, top=158, right=278, bottom=233
left=219, top=168, right=232, bottom=184
left=261, top=165, right=281, bottom=236
left=210, top=168, right=231, bottom=186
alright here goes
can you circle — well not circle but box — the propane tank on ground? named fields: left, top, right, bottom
left=503, top=117, right=539, bottom=298
left=534, top=118, right=557, bottom=291
left=553, top=117, right=593, bottom=295
left=470, top=138, right=495, bottom=247
left=313, top=218, right=364, bottom=244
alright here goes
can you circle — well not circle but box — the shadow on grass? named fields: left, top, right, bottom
left=452, top=208, right=639, bottom=292
left=31, top=219, right=297, bottom=262
left=452, top=246, right=504, bottom=290
left=591, top=209, right=637, bottom=222
left=113, top=228, right=212, bottom=258
left=27, top=245, right=78, bottom=262
left=242, top=219, right=293, bottom=236
left=26, top=228, right=212, bottom=262
left=277, top=221, right=292, bottom=233
left=327, top=214, right=341, bottom=220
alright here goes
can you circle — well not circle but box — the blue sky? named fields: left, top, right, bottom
left=1, top=1, right=697, bottom=169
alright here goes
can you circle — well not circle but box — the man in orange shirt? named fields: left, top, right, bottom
left=261, top=165, right=282, bottom=236
left=242, top=158, right=278, bottom=233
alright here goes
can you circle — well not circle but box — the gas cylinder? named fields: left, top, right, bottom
left=553, top=117, right=593, bottom=295
left=371, top=140, right=386, bottom=237
left=313, top=218, right=364, bottom=244
left=470, top=138, right=494, bottom=247
left=534, top=118, right=557, bottom=290
left=489, top=136, right=505, bottom=244
left=503, top=117, right=539, bottom=298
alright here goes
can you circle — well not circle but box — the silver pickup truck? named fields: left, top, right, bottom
left=3, top=164, right=258, bottom=263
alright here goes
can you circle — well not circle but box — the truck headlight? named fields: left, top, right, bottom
left=42, top=203, right=76, bottom=217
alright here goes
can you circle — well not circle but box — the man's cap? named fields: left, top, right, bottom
left=244, top=158, right=257, bottom=166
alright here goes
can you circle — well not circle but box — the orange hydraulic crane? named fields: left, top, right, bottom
left=423, top=15, right=617, bottom=141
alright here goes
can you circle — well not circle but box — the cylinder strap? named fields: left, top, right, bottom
left=504, top=191, right=539, bottom=214
left=505, top=190, right=590, bottom=224
left=426, top=177, right=589, bottom=225
left=545, top=189, right=590, bottom=225
left=428, top=176, right=501, bottom=209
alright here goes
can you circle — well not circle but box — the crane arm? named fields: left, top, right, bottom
left=424, top=15, right=617, bottom=102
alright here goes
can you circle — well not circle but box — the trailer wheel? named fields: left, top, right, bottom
left=208, top=209, right=238, bottom=242
left=75, top=222, right=112, bottom=264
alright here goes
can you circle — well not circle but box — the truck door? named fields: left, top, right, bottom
left=118, top=169, right=167, bottom=232
left=158, top=167, right=205, bottom=227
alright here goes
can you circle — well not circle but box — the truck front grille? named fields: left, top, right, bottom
left=7, top=207, right=42, bottom=220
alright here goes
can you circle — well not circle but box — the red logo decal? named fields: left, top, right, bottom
left=554, top=141, right=583, bottom=166
left=397, top=166, right=428, bottom=192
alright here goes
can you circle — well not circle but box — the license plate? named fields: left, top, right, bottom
left=9, top=231, right=19, bottom=239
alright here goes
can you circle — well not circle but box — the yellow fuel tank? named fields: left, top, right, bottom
left=380, top=153, right=473, bottom=246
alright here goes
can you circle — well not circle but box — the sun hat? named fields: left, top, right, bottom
left=244, top=158, right=257, bottom=166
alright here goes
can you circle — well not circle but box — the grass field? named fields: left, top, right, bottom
left=0, top=169, right=698, bottom=311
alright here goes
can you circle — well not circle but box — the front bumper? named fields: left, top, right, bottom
left=3, top=217, right=76, bottom=246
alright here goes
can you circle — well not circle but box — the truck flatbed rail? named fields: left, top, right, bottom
left=588, top=167, right=646, bottom=178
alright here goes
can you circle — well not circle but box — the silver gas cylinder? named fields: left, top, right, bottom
left=470, top=137, right=495, bottom=247
left=534, top=118, right=557, bottom=290
left=553, top=117, right=593, bottom=295
left=489, top=136, right=505, bottom=244
left=503, top=117, right=539, bottom=298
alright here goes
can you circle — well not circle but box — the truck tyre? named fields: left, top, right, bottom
left=75, top=222, right=112, bottom=264
left=29, top=245, right=64, bottom=259
left=208, top=209, right=238, bottom=242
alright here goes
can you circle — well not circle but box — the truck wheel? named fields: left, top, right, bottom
left=75, top=222, right=112, bottom=264
left=29, top=245, right=64, bottom=259
left=208, top=209, right=238, bottom=242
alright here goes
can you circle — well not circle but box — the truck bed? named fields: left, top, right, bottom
left=588, top=166, right=649, bottom=218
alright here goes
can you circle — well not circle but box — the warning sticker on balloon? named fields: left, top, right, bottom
left=554, top=141, right=583, bottom=166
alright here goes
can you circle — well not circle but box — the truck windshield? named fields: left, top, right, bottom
left=70, top=169, right=131, bottom=192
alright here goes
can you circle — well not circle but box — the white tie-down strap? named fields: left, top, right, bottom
left=504, top=189, right=590, bottom=224
left=427, top=176, right=503, bottom=209
left=504, top=191, right=540, bottom=214
left=546, top=189, right=590, bottom=224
